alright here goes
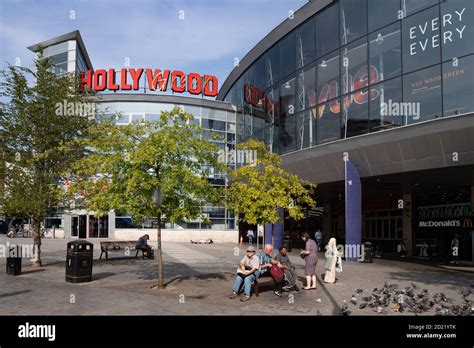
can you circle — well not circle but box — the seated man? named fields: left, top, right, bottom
left=136, top=234, right=154, bottom=259
left=229, top=245, right=260, bottom=302
left=397, top=240, right=406, bottom=258
left=275, top=246, right=299, bottom=291
left=259, top=244, right=284, bottom=297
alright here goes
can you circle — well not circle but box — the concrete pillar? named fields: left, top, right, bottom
left=63, top=214, right=71, bottom=239
left=402, top=193, right=413, bottom=256
left=108, top=210, right=115, bottom=239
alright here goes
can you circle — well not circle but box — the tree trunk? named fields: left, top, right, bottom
left=156, top=212, right=164, bottom=289
left=7, top=216, right=16, bottom=231
left=32, top=217, right=42, bottom=267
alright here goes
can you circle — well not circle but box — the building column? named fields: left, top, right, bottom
left=402, top=193, right=413, bottom=256
left=108, top=210, right=115, bottom=239
left=63, top=214, right=71, bottom=239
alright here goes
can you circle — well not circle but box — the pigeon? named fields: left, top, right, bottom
left=351, top=294, right=357, bottom=305
left=376, top=306, right=386, bottom=314
left=411, top=282, right=418, bottom=289
left=362, top=295, right=372, bottom=302
left=359, top=302, right=367, bottom=309
left=461, top=288, right=471, bottom=298
left=341, top=303, right=351, bottom=316
left=315, top=310, right=322, bottom=316
left=355, top=288, right=363, bottom=293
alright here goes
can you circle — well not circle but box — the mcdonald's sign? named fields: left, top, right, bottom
left=463, top=218, right=473, bottom=228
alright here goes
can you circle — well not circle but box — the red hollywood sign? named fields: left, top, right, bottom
left=80, top=68, right=219, bottom=97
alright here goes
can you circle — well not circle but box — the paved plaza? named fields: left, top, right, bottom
left=0, top=235, right=472, bottom=316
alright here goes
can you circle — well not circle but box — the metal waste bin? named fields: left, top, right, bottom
left=66, top=240, right=93, bottom=283
left=6, top=245, right=22, bottom=275
left=362, top=242, right=373, bottom=263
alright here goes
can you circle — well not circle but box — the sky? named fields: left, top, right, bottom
left=0, top=0, right=308, bottom=88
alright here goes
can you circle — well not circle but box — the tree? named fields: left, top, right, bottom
left=225, top=139, right=316, bottom=245
left=68, top=107, right=221, bottom=289
left=0, top=53, right=97, bottom=266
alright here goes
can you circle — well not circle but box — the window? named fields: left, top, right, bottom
left=442, top=55, right=474, bottom=116
left=342, top=88, right=369, bottom=137
left=402, top=0, right=438, bottom=16
left=317, top=51, right=340, bottom=104
left=280, top=114, right=296, bottom=154
left=316, top=4, right=339, bottom=58
left=403, top=64, right=442, bottom=124
left=264, top=47, right=280, bottom=87
left=369, top=77, right=404, bottom=132
left=440, top=0, right=474, bottom=61
left=368, top=0, right=400, bottom=32
left=341, top=37, right=368, bottom=95
left=369, top=22, right=402, bottom=83
left=116, top=113, right=129, bottom=124
left=296, top=63, right=316, bottom=112
left=279, top=75, right=296, bottom=124
left=295, top=17, right=316, bottom=69
left=131, top=114, right=144, bottom=122
left=402, top=6, right=441, bottom=73
left=201, top=118, right=226, bottom=131
left=50, top=51, right=68, bottom=65
left=145, top=114, right=160, bottom=121
left=296, top=110, right=313, bottom=150
left=317, top=99, right=341, bottom=144
left=279, top=32, right=296, bottom=79
left=340, top=0, right=367, bottom=45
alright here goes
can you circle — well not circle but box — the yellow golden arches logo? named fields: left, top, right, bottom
left=463, top=218, right=473, bottom=228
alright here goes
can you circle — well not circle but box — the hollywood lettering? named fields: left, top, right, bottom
left=244, top=65, right=380, bottom=116
left=80, top=68, right=219, bottom=97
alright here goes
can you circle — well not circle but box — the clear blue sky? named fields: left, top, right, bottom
left=0, top=0, right=307, bottom=86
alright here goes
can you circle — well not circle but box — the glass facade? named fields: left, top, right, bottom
left=223, top=0, right=474, bottom=154
left=42, top=40, right=89, bottom=75
left=98, top=99, right=237, bottom=230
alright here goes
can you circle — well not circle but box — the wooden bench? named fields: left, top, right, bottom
left=99, top=241, right=144, bottom=261
left=253, top=272, right=275, bottom=297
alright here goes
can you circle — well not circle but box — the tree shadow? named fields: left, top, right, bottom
left=20, top=268, right=46, bottom=275
left=93, top=272, right=116, bottom=281
left=0, top=289, right=32, bottom=299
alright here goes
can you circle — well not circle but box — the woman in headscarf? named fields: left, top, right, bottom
left=324, top=237, right=341, bottom=283
left=300, top=232, right=318, bottom=289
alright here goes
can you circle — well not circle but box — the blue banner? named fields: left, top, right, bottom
left=345, top=159, right=361, bottom=261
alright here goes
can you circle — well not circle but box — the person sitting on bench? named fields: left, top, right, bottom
left=190, top=239, right=214, bottom=244
left=259, top=244, right=284, bottom=297
left=136, top=234, right=154, bottom=259
left=275, top=246, right=299, bottom=292
left=229, top=245, right=260, bottom=302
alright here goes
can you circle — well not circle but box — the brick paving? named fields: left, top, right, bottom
left=0, top=235, right=472, bottom=315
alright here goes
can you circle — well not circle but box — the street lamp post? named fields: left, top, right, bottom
left=152, top=188, right=164, bottom=289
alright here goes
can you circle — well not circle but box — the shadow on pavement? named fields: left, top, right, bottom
left=0, top=289, right=32, bottom=299
left=93, top=272, right=116, bottom=281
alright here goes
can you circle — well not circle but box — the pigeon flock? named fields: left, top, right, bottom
left=340, top=282, right=473, bottom=316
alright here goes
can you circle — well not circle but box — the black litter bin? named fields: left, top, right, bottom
left=362, top=242, right=373, bottom=263
left=66, top=240, right=93, bottom=283
left=6, top=245, right=22, bottom=275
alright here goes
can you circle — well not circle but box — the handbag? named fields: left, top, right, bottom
left=269, top=265, right=285, bottom=283
left=336, top=256, right=343, bottom=273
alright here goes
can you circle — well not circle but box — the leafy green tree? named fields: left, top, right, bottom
left=68, top=107, right=221, bottom=289
left=0, top=53, right=97, bottom=266
left=225, top=139, right=316, bottom=244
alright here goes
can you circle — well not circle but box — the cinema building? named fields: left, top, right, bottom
left=217, top=0, right=474, bottom=262
left=26, top=31, right=238, bottom=242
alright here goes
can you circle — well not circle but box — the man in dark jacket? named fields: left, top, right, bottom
left=136, top=234, right=154, bottom=258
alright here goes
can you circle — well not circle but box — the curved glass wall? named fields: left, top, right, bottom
left=223, top=0, right=474, bottom=154
left=98, top=99, right=237, bottom=230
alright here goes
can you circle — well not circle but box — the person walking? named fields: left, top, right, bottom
left=324, top=238, right=341, bottom=283
left=314, top=228, right=322, bottom=251
left=300, top=232, right=318, bottom=290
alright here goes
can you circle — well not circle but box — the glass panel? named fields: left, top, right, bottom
left=295, top=17, right=316, bottom=69
left=440, top=0, right=474, bottom=61
left=280, top=114, right=296, bottom=154
left=145, top=113, right=160, bottom=121
left=296, top=110, right=312, bottom=150
left=50, top=51, right=69, bottom=65
left=201, top=118, right=226, bottom=131
left=317, top=99, right=341, bottom=144
left=390, top=219, right=396, bottom=238
left=377, top=219, right=382, bottom=238
left=202, top=108, right=227, bottom=121
left=397, top=219, right=403, bottom=238
left=369, top=22, right=402, bottom=83
left=131, top=114, right=143, bottom=122
left=296, top=63, right=316, bottom=112
left=116, top=113, right=129, bottom=124
left=342, top=88, right=369, bottom=137
left=403, top=64, right=442, bottom=124
left=279, top=32, right=296, bottom=79
left=402, top=6, right=441, bottom=73
left=341, top=37, right=368, bottom=95
left=384, top=219, right=389, bottom=238
left=402, top=0, right=438, bottom=16
left=264, top=47, right=280, bottom=87
left=442, top=55, right=474, bottom=116
left=368, top=0, right=400, bottom=32
left=317, top=51, right=340, bottom=104
left=279, top=74, right=296, bottom=124
left=316, top=3, right=339, bottom=58
left=369, top=77, right=404, bottom=132
left=340, top=0, right=367, bottom=45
